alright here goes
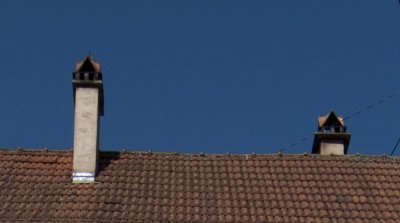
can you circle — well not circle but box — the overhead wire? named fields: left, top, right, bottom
left=279, top=90, right=400, bottom=153
left=342, top=92, right=400, bottom=120
left=390, top=137, right=400, bottom=156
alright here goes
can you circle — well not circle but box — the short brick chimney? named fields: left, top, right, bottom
left=312, top=111, right=350, bottom=155
left=72, top=56, right=104, bottom=183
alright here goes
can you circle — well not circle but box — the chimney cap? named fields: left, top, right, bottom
left=312, top=111, right=351, bottom=155
left=72, top=55, right=104, bottom=116
left=75, top=56, right=101, bottom=73
left=317, top=111, right=346, bottom=128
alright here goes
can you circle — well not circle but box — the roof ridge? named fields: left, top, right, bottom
left=0, top=147, right=399, bottom=160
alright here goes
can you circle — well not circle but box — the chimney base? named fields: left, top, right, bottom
left=72, top=172, right=95, bottom=183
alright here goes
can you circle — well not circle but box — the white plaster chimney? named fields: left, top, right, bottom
left=72, top=56, right=104, bottom=183
left=312, top=111, right=351, bottom=155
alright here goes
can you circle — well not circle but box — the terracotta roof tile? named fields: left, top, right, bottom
left=1, top=150, right=400, bottom=222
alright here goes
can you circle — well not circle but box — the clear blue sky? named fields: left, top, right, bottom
left=0, top=1, right=400, bottom=155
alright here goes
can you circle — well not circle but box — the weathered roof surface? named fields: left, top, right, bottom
left=1, top=149, right=400, bottom=223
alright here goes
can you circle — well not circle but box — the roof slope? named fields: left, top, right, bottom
left=1, top=150, right=400, bottom=222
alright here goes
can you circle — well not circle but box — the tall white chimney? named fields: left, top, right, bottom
left=312, top=111, right=350, bottom=155
left=72, top=56, right=104, bottom=183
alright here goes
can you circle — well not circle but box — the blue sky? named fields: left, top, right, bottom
left=0, top=1, right=400, bottom=155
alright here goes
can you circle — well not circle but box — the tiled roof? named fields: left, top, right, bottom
left=1, top=149, right=400, bottom=222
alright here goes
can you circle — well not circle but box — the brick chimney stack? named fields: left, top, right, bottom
left=72, top=56, right=104, bottom=183
left=312, top=111, right=351, bottom=155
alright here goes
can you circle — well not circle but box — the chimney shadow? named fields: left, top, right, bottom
left=97, top=151, right=120, bottom=175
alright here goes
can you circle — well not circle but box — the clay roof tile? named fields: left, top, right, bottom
left=1, top=149, right=400, bottom=222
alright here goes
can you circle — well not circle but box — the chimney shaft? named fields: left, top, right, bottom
left=72, top=56, right=104, bottom=183
left=312, top=111, right=350, bottom=155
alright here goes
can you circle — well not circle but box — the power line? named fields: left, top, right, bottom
left=342, top=92, right=400, bottom=120
left=279, top=135, right=313, bottom=152
left=280, top=90, right=400, bottom=153
left=390, top=137, right=400, bottom=156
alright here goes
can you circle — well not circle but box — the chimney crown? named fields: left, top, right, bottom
left=317, top=111, right=347, bottom=133
left=72, top=56, right=104, bottom=116
left=312, top=111, right=351, bottom=155
left=75, top=55, right=101, bottom=74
